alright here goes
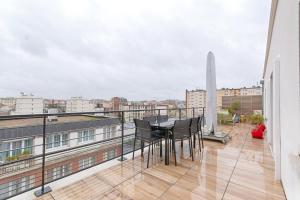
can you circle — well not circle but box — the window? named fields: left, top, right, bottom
left=46, top=133, right=69, bottom=149
left=79, top=156, right=96, bottom=170
left=78, top=129, right=95, bottom=143
left=54, top=135, right=61, bottom=147
left=0, top=176, right=34, bottom=198
left=62, top=134, right=68, bottom=146
left=46, top=164, right=71, bottom=182
left=103, top=127, right=111, bottom=140
left=111, top=127, right=117, bottom=138
left=103, top=149, right=117, bottom=161
left=0, top=139, right=33, bottom=162
left=24, top=139, right=32, bottom=154
left=11, top=141, right=22, bottom=157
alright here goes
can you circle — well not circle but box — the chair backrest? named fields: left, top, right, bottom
left=191, top=117, right=200, bottom=134
left=157, top=115, right=168, bottom=123
left=143, top=116, right=157, bottom=124
left=134, top=119, right=152, bottom=137
left=172, top=119, right=192, bottom=138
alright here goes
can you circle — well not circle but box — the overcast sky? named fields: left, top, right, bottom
left=0, top=0, right=271, bottom=100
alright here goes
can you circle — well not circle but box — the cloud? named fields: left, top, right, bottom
left=0, top=0, right=271, bottom=100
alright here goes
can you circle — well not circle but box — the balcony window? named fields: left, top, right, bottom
left=0, top=139, right=33, bottom=162
left=46, top=133, right=69, bottom=149
left=78, top=129, right=94, bottom=143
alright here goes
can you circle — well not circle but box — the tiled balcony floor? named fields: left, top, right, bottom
left=35, top=124, right=286, bottom=200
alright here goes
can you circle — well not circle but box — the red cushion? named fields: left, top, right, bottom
left=258, top=124, right=266, bottom=131
left=251, top=129, right=264, bottom=139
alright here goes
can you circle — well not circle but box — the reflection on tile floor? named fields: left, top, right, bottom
left=35, top=124, right=286, bottom=200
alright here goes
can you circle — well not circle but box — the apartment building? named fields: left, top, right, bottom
left=185, top=89, right=206, bottom=117
left=216, top=88, right=241, bottom=111
left=222, top=95, right=262, bottom=115
left=66, top=97, right=95, bottom=113
left=0, top=116, right=121, bottom=199
left=240, top=86, right=262, bottom=96
left=186, top=87, right=262, bottom=114
left=44, top=99, right=67, bottom=113
left=0, top=98, right=15, bottom=109
left=111, top=97, right=128, bottom=111
left=11, top=94, right=44, bottom=115
left=263, top=0, right=300, bottom=199
left=121, top=102, right=155, bottom=122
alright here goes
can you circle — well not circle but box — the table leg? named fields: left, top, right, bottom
left=165, top=129, right=169, bottom=165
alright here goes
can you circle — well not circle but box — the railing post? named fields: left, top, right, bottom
left=34, top=115, right=51, bottom=197
left=179, top=108, right=182, bottom=120
left=120, top=111, right=126, bottom=161
left=158, top=109, right=161, bottom=125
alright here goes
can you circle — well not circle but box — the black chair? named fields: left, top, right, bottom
left=191, top=117, right=201, bottom=152
left=171, top=119, right=193, bottom=166
left=143, top=116, right=157, bottom=124
left=132, top=119, right=162, bottom=168
left=157, top=115, right=168, bottom=123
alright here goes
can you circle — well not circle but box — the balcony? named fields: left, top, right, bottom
left=0, top=109, right=286, bottom=200
left=31, top=124, right=286, bottom=200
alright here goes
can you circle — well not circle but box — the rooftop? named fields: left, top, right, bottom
left=34, top=124, right=286, bottom=200
left=0, top=115, right=101, bottom=129
left=0, top=115, right=120, bottom=140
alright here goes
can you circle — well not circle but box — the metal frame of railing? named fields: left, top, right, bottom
left=0, top=107, right=205, bottom=199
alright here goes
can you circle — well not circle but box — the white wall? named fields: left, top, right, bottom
left=264, top=0, right=300, bottom=199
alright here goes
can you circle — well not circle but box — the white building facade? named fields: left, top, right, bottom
left=66, top=97, right=95, bottom=113
left=240, top=86, right=262, bottom=96
left=263, top=0, right=300, bottom=199
left=12, top=94, right=43, bottom=115
left=185, top=89, right=206, bottom=117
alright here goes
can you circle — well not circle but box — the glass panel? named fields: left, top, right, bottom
left=89, top=130, right=94, bottom=140
left=78, top=131, right=82, bottom=143
left=1, top=142, right=10, bottom=161
left=12, top=141, right=22, bottom=156
left=46, top=136, right=53, bottom=149
left=83, top=130, right=89, bottom=141
left=24, top=139, right=33, bottom=154
left=0, top=183, right=9, bottom=199
left=62, top=134, right=68, bottom=146
left=54, top=135, right=61, bottom=147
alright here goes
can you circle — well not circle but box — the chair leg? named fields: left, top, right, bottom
left=193, top=134, right=196, bottom=148
left=200, top=130, right=204, bottom=148
left=197, top=132, right=201, bottom=152
left=152, top=143, right=154, bottom=155
left=173, top=138, right=177, bottom=166
left=147, top=142, right=151, bottom=168
left=132, top=138, right=136, bottom=160
left=181, top=139, right=183, bottom=147
left=141, top=141, right=144, bottom=157
left=189, top=138, right=194, bottom=161
left=160, top=139, right=162, bottom=158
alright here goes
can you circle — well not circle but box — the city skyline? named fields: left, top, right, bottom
left=0, top=84, right=262, bottom=102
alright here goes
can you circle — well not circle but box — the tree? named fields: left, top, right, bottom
left=228, top=101, right=240, bottom=116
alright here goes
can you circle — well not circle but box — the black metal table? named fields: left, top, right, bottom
left=151, top=120, right=175, bottom=165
